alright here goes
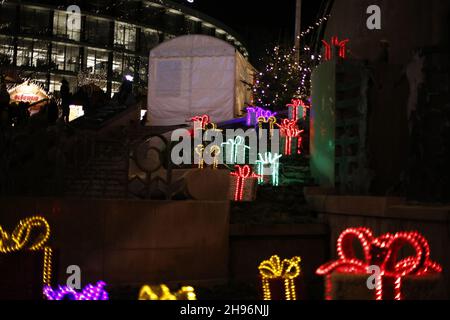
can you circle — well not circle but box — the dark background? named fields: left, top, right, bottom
left=171, top=0, right=324, bottom=64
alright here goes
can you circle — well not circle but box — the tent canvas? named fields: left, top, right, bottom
left=148, top=35, right=254, bottom=126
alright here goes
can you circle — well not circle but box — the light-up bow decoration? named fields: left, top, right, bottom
left=0, top=216, right=53, bottom=286
left=191, top=114, right=210, bottom=131
left=286, top=99, right=310, bottom=121
left=316, top=227, right=443, bottom=300
left=322, top=36, right=349, bottom=61
left=222, top=136, right=250, bottom=164
left=230, top=165, right=260, bottom=201
left=43, top=281, right=109, bottom=300
left=138, top=284, right=196, bottom=300
left=246, top=106, right=277, bottom=127
left=259, top=255, right=301, bottom=300
left=277, top=119, right=304, bottom=156
left=255, top=152, right=282, bottom=186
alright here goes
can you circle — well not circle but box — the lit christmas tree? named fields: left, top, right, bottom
left=252, top=45, right=320, bottom=111
left=251, top=15, right=329, bottom=111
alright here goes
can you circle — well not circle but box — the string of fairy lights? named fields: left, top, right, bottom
left=251, top=14, right=330, bottom=109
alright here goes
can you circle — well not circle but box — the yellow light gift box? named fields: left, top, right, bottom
left=138, top=284, right=197, bottom=300
left=0, top=216, right=53, bottom=299
left=258, top=255, right=301, bottom=300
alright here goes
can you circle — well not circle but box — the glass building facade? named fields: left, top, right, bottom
left=0, top=0, right=248, bottom=95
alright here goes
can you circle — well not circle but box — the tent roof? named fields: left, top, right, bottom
left=150, top=34, right=236, bottom=58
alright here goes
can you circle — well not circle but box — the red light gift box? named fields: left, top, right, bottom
left=229, top=165, right=260, bottom=202
left=278, top=119, right=304, bottom=156
left=286, top=99, right=309, bottom=121
left=316, top=227, right=443, bottom=300
left=0, top=216, right=54, bottom=300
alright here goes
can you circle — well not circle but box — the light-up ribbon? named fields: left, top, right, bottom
left=222, top=136, right=250, bottom=164
left=255, top=152, right=282, bottom=186
left=230, top=165, right=260, bottom=201
left=138, top=285, right=197, bottom=300
left=316, top=228, right=443, bottom=300
left=44, top=281, right=109, bottom=300
left=259, top=255, right=301, bottom=300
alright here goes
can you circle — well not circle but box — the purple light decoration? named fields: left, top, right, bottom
left=246, top=107, right=277, bottom=126
left=43, top=281, right=109, bottom=300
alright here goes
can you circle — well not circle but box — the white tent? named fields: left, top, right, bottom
left=147, top=35, right=254, bottom=126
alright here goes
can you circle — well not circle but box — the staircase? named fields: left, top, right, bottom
left=64, top=140, right=129, bottom=199
left=280, top=153, right=314, bottom=185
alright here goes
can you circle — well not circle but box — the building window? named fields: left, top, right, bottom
left=52, top=44, right=80, bottom=72
left=20, top=7, right=50, bottom=36
left=114, top=22, right=136, bottom=51
left=16, top=39, right=32, bottom=67
left=85, top=17, right=110, bottom=47
left=0, top=35, right=14, bottom=66
left=112, top=52, right=137, bottom=79
left=186, top=19, right=200, bottom=34
left=138, top=58, right=148, bottom=83
left=32, top=41, right=49, bottom=68
left=16, top=39, right=49, bottom=68
left=53, top=10, right=81, bottom=41
left=140, top=29, right=160, bottom=54
left=86, top=48, right=109, bottom=74
left=49, top=74, right=76, bottom=93
left=0, top=3, right=16, bottom=33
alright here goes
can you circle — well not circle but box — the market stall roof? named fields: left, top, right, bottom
left=8, top=81, right=49, bottom=103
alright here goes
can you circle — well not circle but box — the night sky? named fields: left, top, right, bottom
left=175, top=0, right=323, bottom=65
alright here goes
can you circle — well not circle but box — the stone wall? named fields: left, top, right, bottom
left=0, top=198, right=230, bottom=287
left=305, top=190, right=450, bottom=299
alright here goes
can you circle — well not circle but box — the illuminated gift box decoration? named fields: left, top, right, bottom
left=195, top=144, right=221, bottom=169
left=322, top=36, right=349, bottom=61
left=44, top=281, right=108, bottom=300
left=259, top=255, right=301, bottom=300
left=316, top=227, right=443, bottom=300
left=229, top=165, right=260, bottom=202
left=277, top=119, right=304, bottom=156
left=138, top=284, right=196, bottom=300
left=222, top=136, right=251, bottom=164
left=286, top=99, right=310, bottom=121
left=246, top=106, right=277, bottom=127
left=257, top=116, right=277, bottom=138
left=255, top=152, right=282, bottom=186
left=0, top=216, right=53, bottom=292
